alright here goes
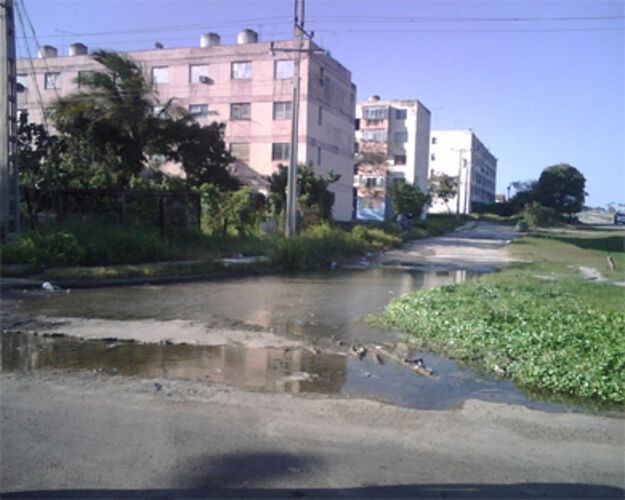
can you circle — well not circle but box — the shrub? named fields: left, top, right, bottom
left=522, top=201, right=559, bottom=227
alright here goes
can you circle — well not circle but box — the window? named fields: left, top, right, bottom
left=189, top=104, right=209, bottom=118
left=17, top=109, right=27, bottom=121
left=394, top=131, right=408, bottom=142
left=231, top=103, right=251, bottom=120
left=362, top=176, right=385, bottom=188
left=318, top=107, right=323, bottom=126
left=272, top=143, right=290, bottom=161
left=361, top=198, right=384, bottom=210
left=230, top=143, right=250, bottom=162
left=362, top=106, right=387, bottom=120
left=354, top=118, right=360, bottom=130
left=152, top=66, right=169, bottom=84
left=77, top=71, right=94, bottom=88
left=231, top=61, right=252, bottom=79
left=189, top=64, right=209, bottom=83
left=430, top=154, right=436, bottom=161
left=273, top=101, right=292, bottom=120
left=361, top=129, right=387, bottom=142
left=431, top=137, right=437, bottom=144
left=16, top=74, right=27, bottom=92
left=394, top=155, right=406, bottom=165
left=395, top=109, right=407, bottom=119
left=274, top=60, right=293, bottom=79
left=317, top=147, right=322, bottom=165
left=319, top=67, right=325, bottom=86
left=45, top=72, right=60, bottom=90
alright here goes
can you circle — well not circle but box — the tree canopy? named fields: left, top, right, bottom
left=428, top=172, right=457, bottom=208
left=536, top=164, right=587, bottom=216
left=267, top=164, right=339, bottom=226
left=49, top=50, right=236, bottom=190
left=388, top=181, right=429, bottom=219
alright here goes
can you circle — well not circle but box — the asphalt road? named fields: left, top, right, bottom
left=1, top=372, right=623, bottom=498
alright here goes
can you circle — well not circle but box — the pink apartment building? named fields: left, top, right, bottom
left=16, top=30, right=357, bottom=221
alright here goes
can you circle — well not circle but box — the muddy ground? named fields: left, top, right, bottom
left=1, top=222, right=624, bottom=497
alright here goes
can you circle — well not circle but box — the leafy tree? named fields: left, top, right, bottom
left=536, top=164, right=587, bottom=216
left=51, top=50, right=236, bottom=190
left=267, top=164, right=339, bottom=227
left=428, top=172, right=457, bottom=210
left=509, top=181, right=538, bottom=214
left=388, top=181, right=429, bottom=219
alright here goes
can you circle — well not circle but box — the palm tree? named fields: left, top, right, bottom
left=52, top=50, right=177, bottom=187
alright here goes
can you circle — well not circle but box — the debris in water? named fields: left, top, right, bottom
left=350, top=344, right=367, bottom=361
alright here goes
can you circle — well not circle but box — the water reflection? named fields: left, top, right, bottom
left=11, top=268, right=479, bottom=344
left=1, top=333, right=347, bottom=394
left=5, top=331, right=616, bottom=414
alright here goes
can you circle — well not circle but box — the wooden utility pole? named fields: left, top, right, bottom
left=1, top=0, right=20, bottom=239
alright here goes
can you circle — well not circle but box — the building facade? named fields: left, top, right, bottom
left=16, top=31, right=357, bottom=221
left=354, top=96, right=430, bottom=221
left=428, top=129, right=497, bottom=214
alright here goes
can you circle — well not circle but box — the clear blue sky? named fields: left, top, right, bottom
left=16, top=0, right=625, bottom=208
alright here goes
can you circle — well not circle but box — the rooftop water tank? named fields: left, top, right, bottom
left=237, top=29, right=258, bottom=45
left=38, top=45, right=58, bottom=58
left=69, top=43, right=88, bottom=56
left=200, top=32, right=221, bottom=48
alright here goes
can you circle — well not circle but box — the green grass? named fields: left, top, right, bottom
left=507, top=230, right=625, bottom=281
left=1, top=215, right=467, bottom=278
left=375, top=226, right=625, bottom=405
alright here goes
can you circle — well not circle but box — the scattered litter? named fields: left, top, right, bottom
left=42, top=281, right=61, bottom=291
left=350, top=344, right=367, bottom=360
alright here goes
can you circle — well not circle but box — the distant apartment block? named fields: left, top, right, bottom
left=428, top=129, right=497, bottom=214
left=354, top=96, right=431, bottom=220
left=16, top=31, right=357, bottom=221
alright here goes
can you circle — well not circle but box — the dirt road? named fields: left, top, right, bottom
left=2, top=222, right=624, bottom=497
left=381, top=221, right=521, bottom=271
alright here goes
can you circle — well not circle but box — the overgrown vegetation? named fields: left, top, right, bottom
left=376, top=228, right=625, bottom=405
left=378, top=276, right=624, bottom=404
left=1, top=214, right=465, bottom=278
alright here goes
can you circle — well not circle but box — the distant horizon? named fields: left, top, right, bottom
left=14, top=0, right=624, bottom=208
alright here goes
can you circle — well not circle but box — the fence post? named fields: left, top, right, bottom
left=121, top=192, right=127, bottom=224
left=159, top=196, right=165, bottom=237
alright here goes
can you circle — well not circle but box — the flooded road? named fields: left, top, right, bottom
left=1, top=331, right=575, bottom=412
left=2, top=267, right=617, bottom=414
left=8, top=267, right=475, bottom=343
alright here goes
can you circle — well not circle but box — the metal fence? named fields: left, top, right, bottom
left=21, top=188, right=201, bottom=235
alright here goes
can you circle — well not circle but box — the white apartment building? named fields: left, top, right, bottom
left=16, top=31, right=357, bottom=221
left=428, top=129, right=497, bottom=214
left=354, top=96, right=431, bottom=220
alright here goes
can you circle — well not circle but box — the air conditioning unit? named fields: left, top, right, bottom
left=199, top=75, right=212, bottom=84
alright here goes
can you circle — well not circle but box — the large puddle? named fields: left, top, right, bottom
left=2, top=267, right=620, bottom=414
left=6, top=268, right=476, bottom=343
left=0, top=331, right=588, bottom=412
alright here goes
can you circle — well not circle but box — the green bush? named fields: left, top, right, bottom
left=522, top=201, right=559, bottom=227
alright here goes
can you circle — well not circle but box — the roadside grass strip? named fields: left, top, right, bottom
left=378, top=276, right=625, bottom=404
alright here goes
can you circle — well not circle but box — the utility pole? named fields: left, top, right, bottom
left=1, top=0, right=20, bottom=239
left=285, top=0, right=304, bottom=237
left=271, top=0, right=324, bottom=237
left=452, top=147, right=474, bottom=219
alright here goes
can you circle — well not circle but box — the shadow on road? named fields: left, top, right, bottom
left=3, top=452, right=623, bottom=499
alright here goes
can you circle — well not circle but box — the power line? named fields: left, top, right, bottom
left=307, top=14, right=624, bottom=23
left=16, top=16, right=290, bottom=39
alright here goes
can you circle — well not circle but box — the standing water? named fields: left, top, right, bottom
left=2, top=267, right=618, bottom=414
